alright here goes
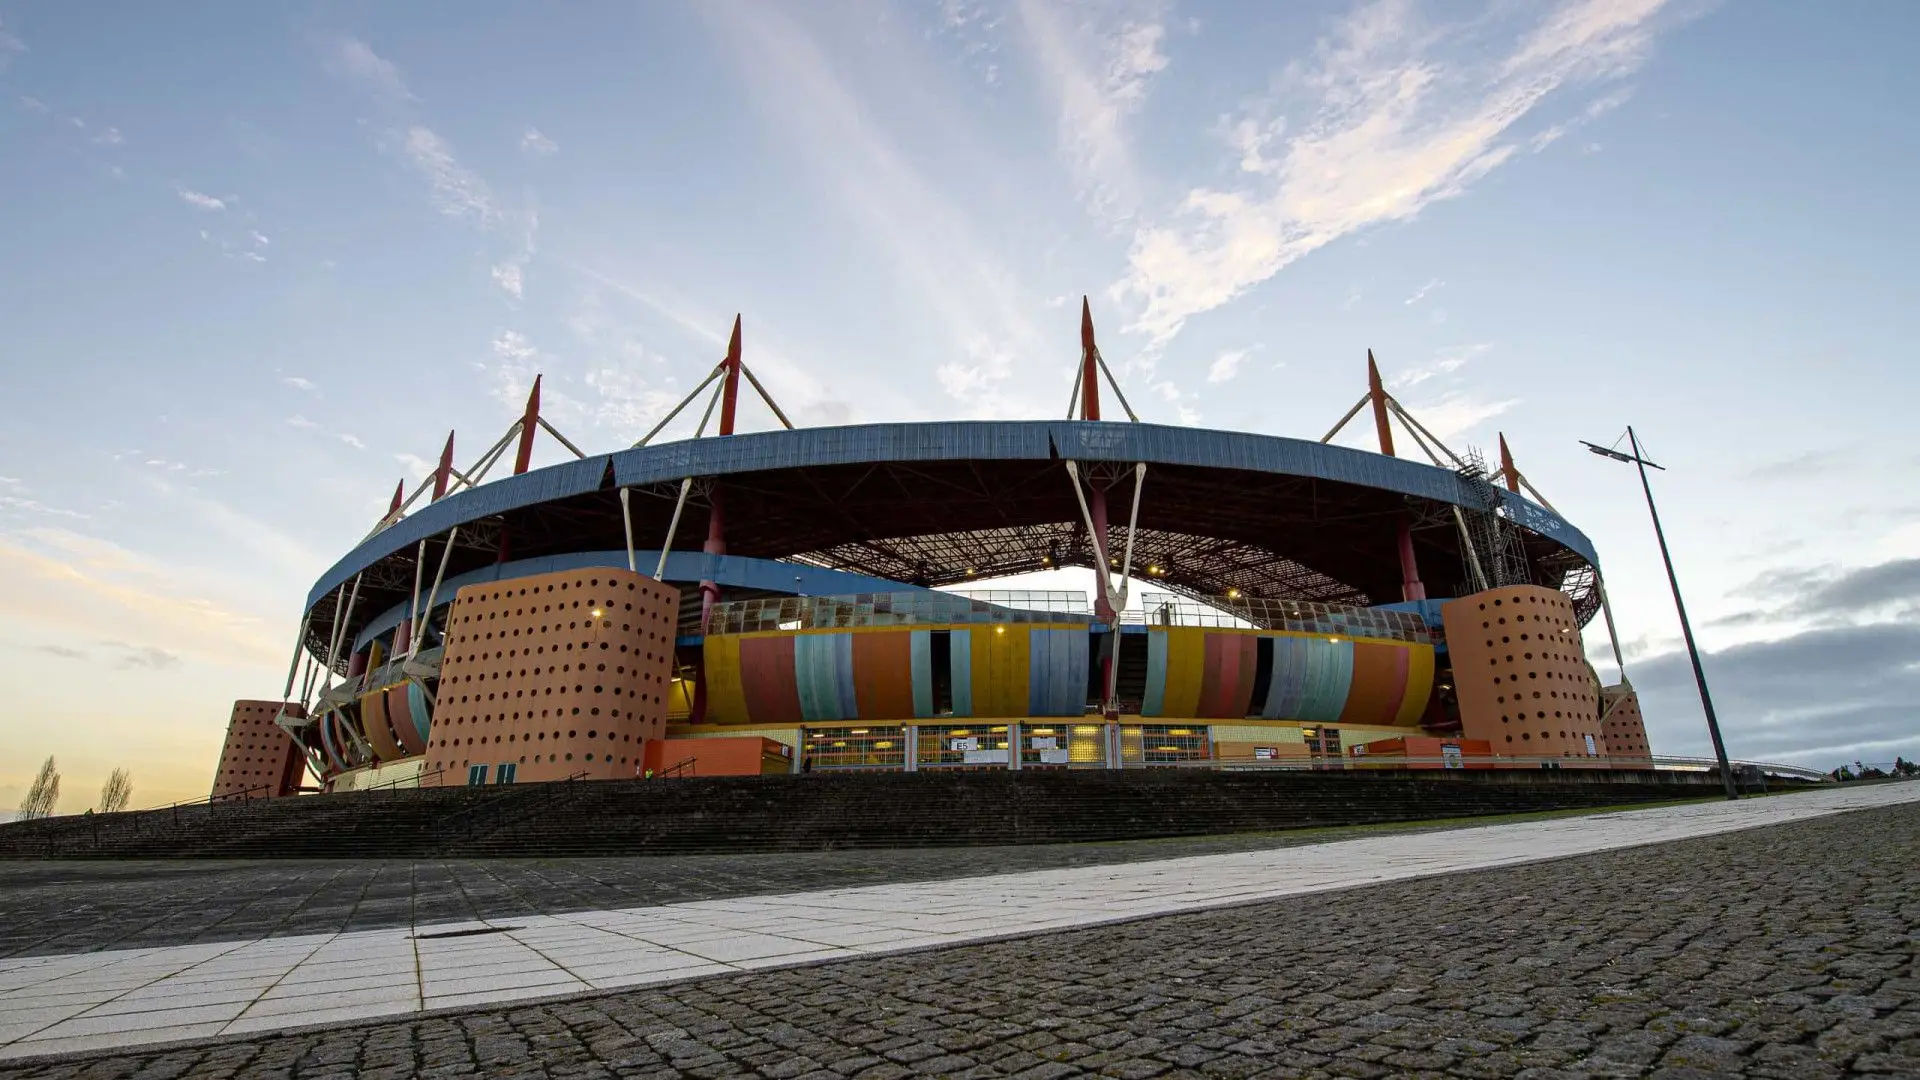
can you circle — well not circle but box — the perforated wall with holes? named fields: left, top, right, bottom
left=423, top=567, right=679, bottom=785
left=1600, top=684, right=1653, bottom=760
left=212, top=701, right=306, bottom=800
left=1441, top=586, right=1605, bottom=761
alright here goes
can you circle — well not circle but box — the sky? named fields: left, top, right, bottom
left=2, top=0, right=1916, bottom=812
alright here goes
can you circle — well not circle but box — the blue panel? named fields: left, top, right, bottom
left=949, top=629, right=973, bottom=717
left=910, top=630, right=934, bottom=718
left=794, top=633, right=856, bottom=722
left=351, top=550, right=928, bottom=652
left=1296, top=639, right=1355, bottom=723
left=313, top=421, right=1598, bottom=626
left=609, top=422, right=1057, bottom=488
left=308, top=456, right=610, bottom=607
left=407, top=680, right=433, bottom=744
left=1027, top=628, right=1089, bottom=717
left=1141, top=631, right=1169, bottom=717
left=1263, top=636, right=1308, bottom=720
left=832, top=633, right=858, bottom=718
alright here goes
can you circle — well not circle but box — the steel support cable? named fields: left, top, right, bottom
left=1320, top=393, right=1372, bottom=444
left=653, top=376, right=726, bottom=579
left=409, top=527, right=460, bottom=656
left=407, top=539, right=428, bottom=658
left=1385, top=402, right=1488, bottom=591
left=1063, top=461, right=1122, bottom=617
left=635, top=362, right=726, bottom=448
left=739, top=363, right=795, bottom=430
left=537, top=417, right=588, bottom=459
left=1092, top=352, right=1141, bottom=423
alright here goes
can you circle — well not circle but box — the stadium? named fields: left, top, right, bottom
left=211, top=302, right=1656, bottom=799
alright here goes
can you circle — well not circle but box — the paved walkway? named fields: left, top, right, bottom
left=0, top=822, right=1520, bottom=960
left=0, top=782, right=1913, bottom=1072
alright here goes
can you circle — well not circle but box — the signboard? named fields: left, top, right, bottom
left=1253, top=746, right=1279, bottom=760
left=949, top=737, right=979, bottom=752
left=1031, top=737, right=1059, bottom=750
left=1039, top=748, right=1070, bottom=764
left=962, top=749, right=1001, bottom=765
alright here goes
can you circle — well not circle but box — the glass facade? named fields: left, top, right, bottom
left=803, top=726, right=907, bottom=770
left=917, top=724, right=1013, bottom=768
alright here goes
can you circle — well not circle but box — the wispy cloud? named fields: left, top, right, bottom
left=287, top=415, right=318, bottom=430
left=330, top=39, right=504, bottom=229
left=90, top=126, right=123, bottom=147
left=32, top=644, right=87, bottom=661
left=16, top=95, right=47, bottom=113
left=1117, top=0, right=1683, bottom=346
left=700, top=1, right=1043, bottom=418
left=1404, top=277, right=1442, bottom=304
left=1387, top=341, right=1493, bottom=390
left=107, top=643, right=182, bottom=670
left=1398, top=391, right=1519, bottom=443
left=520, top=127, right=558, bottom=155
left=1206, top=348, right=1249, bottom=384
left=0, top=17, right=23, bottom=70
left=401, top=126, right=499, bottom=225
left=283, top=376, right=317, bottom=393
left=1016, top=0, right=1170, bottom=221
left=492, top=262, right=524, bottom=299
left=0, top=528, right=286, bottom=668
left=0, top=493, right=89, bottom=521
left=333, top=37, right=414, bottom=102
left=336, top=433, right=366, bottom=450
left=176, top=188, right=226, bottom=211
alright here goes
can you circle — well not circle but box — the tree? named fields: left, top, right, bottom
left=97, top=768, right=133, bottom=814
left=17, top=756, right=60, bottom=820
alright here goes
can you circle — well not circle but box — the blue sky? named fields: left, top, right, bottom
left=3, top=0, right=1916, bottom=809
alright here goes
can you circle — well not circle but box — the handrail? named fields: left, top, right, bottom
left=657, top=757, right=696, bottom=780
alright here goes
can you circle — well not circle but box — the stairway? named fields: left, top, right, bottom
left=0, top=768, right=1735, bottom=861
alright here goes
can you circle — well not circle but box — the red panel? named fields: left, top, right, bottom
left=851, top=632, right=916, bottom=721
left=1196, top=633, right=1257, bottom=719
left=388, top=685, right=425, bottom=755
left=738, top=636, right=802, bottom=724
left=1338, top=642, right=1408, bottom=726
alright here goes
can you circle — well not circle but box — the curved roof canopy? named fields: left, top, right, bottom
left=304, top=420, right=1600, bottom=665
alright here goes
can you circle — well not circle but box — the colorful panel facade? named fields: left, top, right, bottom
left=358, top=689, right=404, bottom=763
left=700, top=623, right=1093, bottom=724
left=1143, top=627, right=1432, bottom=726
left=1027, top=628, right=1090, bottom=717
left=212, top=700, right=306, bottom=800
left=1441, top=585, right=1604, bottom=759
left=424, top=567, right=680, bottom=785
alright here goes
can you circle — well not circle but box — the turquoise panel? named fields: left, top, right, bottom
left=407, top=680, right=433, bottom=743
left=794, top=633, right=857, bottom=722
left=1141, top=631, right=1170, bottom=717
left=1295, top=638, right=1355, bottom=722
left=1027, top=628, right=1089, bottom=717
left=949, top=630, right=973, bottom=717
left=910, top=630, right=935, bottom=718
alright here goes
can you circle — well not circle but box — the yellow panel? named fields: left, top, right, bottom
left=1160, top=628, right=1207, bottom=719
left=700, top=635, right=750, bottom=725
left=1394, top=644, right=1437, bottom=726
left=1209, top=723, right=1307, bottom=745
left=969, top=625, right=1031, bottom=717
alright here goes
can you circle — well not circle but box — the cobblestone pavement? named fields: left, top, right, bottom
left=0, top=814, right=1581, bottom=959
left=3, top=797, right=1914, bottom=1078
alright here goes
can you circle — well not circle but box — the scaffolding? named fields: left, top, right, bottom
left=1455, top=448, right=1531, bottom=591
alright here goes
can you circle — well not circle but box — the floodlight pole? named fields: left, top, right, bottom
left=1585, top=427, right=1737, bottom=800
